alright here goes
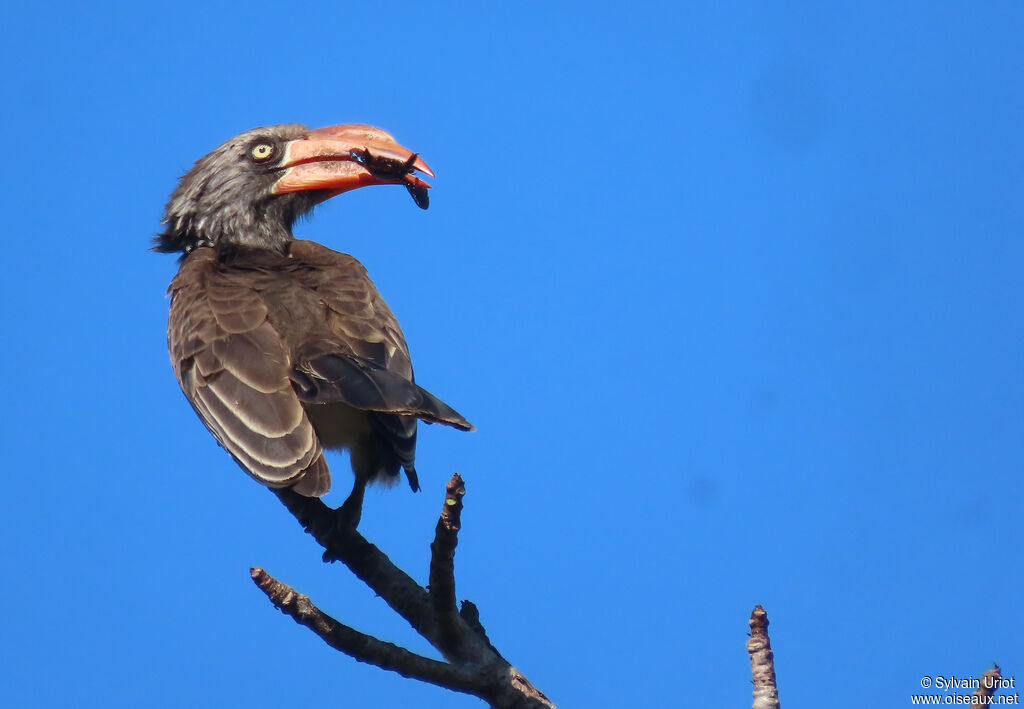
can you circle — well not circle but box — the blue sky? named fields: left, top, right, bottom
left=2, top=2, right=1021, bottom=707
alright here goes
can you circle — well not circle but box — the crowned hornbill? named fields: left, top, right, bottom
left=155, top=123, right=472, bottom=527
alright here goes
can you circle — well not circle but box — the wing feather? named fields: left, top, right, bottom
left=295, top=353, right=473, bottom=430
left=166, top=242, right=471, bottom=498
left=168, top=248, right=327, bottom=493
left=287, top=240, right=473, bottom=430
left=211, top=328, right=289, bottom=393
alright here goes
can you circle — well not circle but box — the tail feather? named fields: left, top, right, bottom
left=416, top=385, right=474, bottom=431
left=294, top=353, right=474, bottom=430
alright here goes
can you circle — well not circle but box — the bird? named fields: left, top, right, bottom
left=155, top=123, right=473, bottom=527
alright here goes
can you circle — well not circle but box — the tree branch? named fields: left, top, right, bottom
left=429, top=474, right=465, bottom=657
left=747, top=605, right=780, bottom=709
left=261, top=474, right=555, bottom=709
left=272, top=487, right=440, bottom=642
left=250, top=567, right=484, bottom=694
left=973, top=664, right=1002, bottom=704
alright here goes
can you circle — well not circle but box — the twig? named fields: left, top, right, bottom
left=250, top=567, right=483, bottom=694
left=261, top=474, right=555, bottom=709
left=429, top=474, right=465, bottom=657
left=747, top=605, right=780, bottom=709
left=272, top=487, right=441, bottom=642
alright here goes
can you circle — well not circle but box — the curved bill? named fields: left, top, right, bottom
left=271, top=124, right=434, bottom=208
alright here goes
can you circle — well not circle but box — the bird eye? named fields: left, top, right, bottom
left=250, top=143, right=275, bottom=162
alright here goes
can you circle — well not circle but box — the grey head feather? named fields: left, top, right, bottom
left=153, top=124, right=325, bottom=255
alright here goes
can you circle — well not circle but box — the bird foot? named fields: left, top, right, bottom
left=319, top=504, right=362, bottom=563
left=335, top=495, right=363, bottom=531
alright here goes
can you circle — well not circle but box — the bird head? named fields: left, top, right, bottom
left=155, top=123, right=434, bottom=254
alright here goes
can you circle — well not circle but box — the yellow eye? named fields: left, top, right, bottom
left=251, top=143, right=274, bottom=161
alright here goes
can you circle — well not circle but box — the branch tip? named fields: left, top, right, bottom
left=430, top=473, right=468, bottom=654
left=974, top=664, right=1003, bottom=701
left=747, top=605, right=779, bottom=709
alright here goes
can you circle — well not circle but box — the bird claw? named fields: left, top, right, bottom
left=335, top=495, right=363, bottom=531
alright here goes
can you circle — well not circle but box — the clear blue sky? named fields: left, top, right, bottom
left=2, top=2, right=1021, bottom=707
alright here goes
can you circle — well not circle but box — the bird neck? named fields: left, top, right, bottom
left=155, top=214, right=294, bottom=255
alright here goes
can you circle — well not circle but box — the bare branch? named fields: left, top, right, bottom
left=272, top=488, right=441, bottom=641
left=429, top=474, right=465, bottom=656
left=973, top=664, right=1002, bottom=703
left=459, top=599, right=500, bottom=655
left=747, top=605, right=780, bottom=709
left=429, top=473, right=464, bottom=613
left=250, top=567, right=484, bottom=694
left=265, top=477, right=556, bottom=709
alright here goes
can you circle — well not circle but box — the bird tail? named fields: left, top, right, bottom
left=293, top=352, right=475, bottom=431
left=403, top=464, right=421, bottom=492
left=415, top=385, right=475, bottom=431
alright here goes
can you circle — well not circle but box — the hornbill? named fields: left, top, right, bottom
left=155, top=123, right=472, bottom=527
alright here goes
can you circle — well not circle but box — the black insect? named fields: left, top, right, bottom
left=349, top=148, right=429, bottom=209
left=405, top=182, right=429, bottom=209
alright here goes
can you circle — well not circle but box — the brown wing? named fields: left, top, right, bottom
left=167, top=248, right=329, bottom=496
left=167, top=242, right=470, bottom=498
left=286, top=240, right=473, bottom=431
left=286, top=241, right=472, bottom=491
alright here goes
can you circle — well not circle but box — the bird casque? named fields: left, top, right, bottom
left=156, top=123, right=472, bottom=526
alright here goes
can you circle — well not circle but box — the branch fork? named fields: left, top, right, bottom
left=253, top=474, right=554, bottom=709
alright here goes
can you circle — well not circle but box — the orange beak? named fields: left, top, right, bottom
left=271, top=124, right=434, bottom=208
